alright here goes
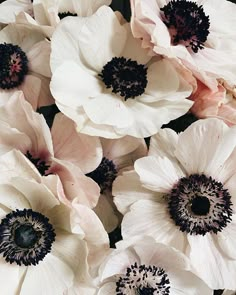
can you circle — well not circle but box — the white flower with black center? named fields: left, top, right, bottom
left=131, top=0, right=236, bottom=88
left=50, top=6, right=194, bottom=138
left=113, top=118, right=236, bottom=290
left=97, top=236, right=211, bottom=295
left=0, top=177, right=97, bottom=294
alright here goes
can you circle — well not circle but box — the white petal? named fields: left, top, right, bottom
left=50, top=61, right=102, bottom=107
left=134, top=155, right=183, bottom=192
left=175, top=118, right=234, bottom=175
left=217, top=218, right=236, bottom=260
left=0, top=257, right=21, bottom=295
left=113, top=170, right=159, bottom=215
left=51, top=113, right=103, bottom=174
left=11, top=178, right=59, bottom=213
left=20, top=253, right=74, bottom=295
left=83, top=94, right=133, bottom=128
left=188, top=233, right=236, bottom=290
left=97, top=282, right=116, bottom=295
left=76, top=6, right=127, bottom=72
left=122, top=200, right=187, bottom=253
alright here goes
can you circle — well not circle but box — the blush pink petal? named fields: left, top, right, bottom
left=50, top=158, right=100, bottom=208
left=51, top=113, right=103, bottom=174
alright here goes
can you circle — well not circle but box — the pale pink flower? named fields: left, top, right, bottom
left=87, top=135, right=147, bottom=232
left=0, top=23, right=54, bottom=109
left=0, top=91, right=101, bottom=208
left=190, top=79, right=236, bottom=126
left=130, top=0, right=236, bottom=89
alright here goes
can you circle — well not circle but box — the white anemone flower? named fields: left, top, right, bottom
left=50, top=6, right=194, bottom=138
left=0, top=176, right=101, bottom=294
left=130, top=0, right=236, bottom=89
left=0, top=91, right=101, bottom=208
left=86, top=135, right=147, bottom=233
left=113, top=118, right=236, bottom=290
left=97, top=236, right=211, bottom=295
left=0, top=23, right=54, bottom=109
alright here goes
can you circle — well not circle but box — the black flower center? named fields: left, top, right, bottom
left=116, top=262, right=170, bottom=295
left=25, top=151, right=51, bottom=176
left=0, top=43, right=28, bottom=89
left=0, top=209, right=56, bottom=266
left=160, top=0, right=210, bottom=53
left=99, top=57, right=148, bottom=100
left=168, top=174, right=233, bottom=235
left=86, top=157, right=117, bottom=193
left=58, top=12, right=77, bottom=19
left=191, top=195, right=210, bottom=215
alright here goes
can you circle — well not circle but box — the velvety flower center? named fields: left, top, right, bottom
left=168, top=174, right=232, bottom=235
left=0, top=43, right=28, bottom=89
left=160, top=0, right=210, bottom=53
left=25, top=151, right=51, bottom=176
left=0, top=209, right=56, bottom=266
left=116, top=262, right=170, bottom=294
left=99, top=57, right=148, bottom=100
left=86, top=157, right=117, bottom=193
left=58, top=12, right=77, bottom=19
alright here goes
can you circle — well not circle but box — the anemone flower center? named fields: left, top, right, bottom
left=160, top=0, right=210, bottom=53
left=25, top=151, right=51, bottom=176
left=168, top=174, right=233, bottom=235
left=0, top=43, right=28, bottom=89
left=58, top=12, right=78, bottom=19
left=116, top=262, right=170, bottom=294
left=99, top=57, right=148, bottom=100
left=0, top=209, right=56, bottom=266
left=86, top=157, right=117, bottom=193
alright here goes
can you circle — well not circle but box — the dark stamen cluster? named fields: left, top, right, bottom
left=168, top=174, right=232, bottom=235
left=0, top=209, right=56, bottom=266
left=0, top=43, right=28, bottom=89
left=160, top=0, right=210, bottom=53
left=99, top=57, right=148, bottom=100
left=116, top=262, right=170, bottom=295
left=58, top=12, right=78, bottom=19
left=86, top=157, right=117, bottom=193
left=25, top=151, right=50, bottom=176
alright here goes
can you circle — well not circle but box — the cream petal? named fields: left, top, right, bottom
left=175, top=118, right=236, bottom=176
left=97, top=282, right=117, bottom=295
left=51, top=113, right=102, bottom=174
left=121, top=23, right=151, bottom=65
left=0, top=149, right=41, bottom=183
left=122, top=200, right=187, bottom=253
left=93, top=193, right=119, bottom=233
left=20, top=253, right=74, bottom=295
left=71, top=204, right=110, bottom=267
left=101, top=136, right=146, bottom=160
left=188, top=234, right=236, bottom=290
left=0, top=183, right=29, bottom=211
left=50, top=61, right=102, bottom=107
left=83, top=94, right=133, bottom=128
left=51, top=158, right=100, bottom=208
left=76, top=6, right=127, bottom=72
left=0, top=257, right=21, bottom=295
left=52, top=230, right=88, bottom=277
left=27, top=40, right=51, bottom=78
left=145, top=60, right=180, bottom=99
left=134, top=155, right=184, bottom=192
left=11, top=177, right=59, bottom=213
left=217, top=218, right=236, bottom=260
left=113, top=170, right=160, bottom=215
left=168, top=269, right=212, bottom=295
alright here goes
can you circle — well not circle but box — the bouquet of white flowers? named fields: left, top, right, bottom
left=0, top=0, right=235, bottom=294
